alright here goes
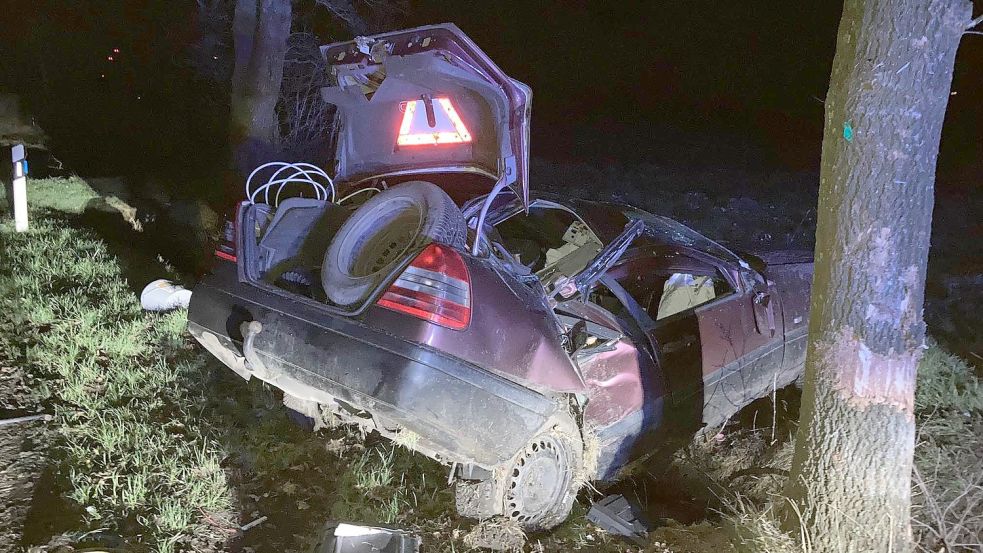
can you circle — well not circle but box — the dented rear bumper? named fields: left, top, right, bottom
left=188, top=272, right=558, bottom=468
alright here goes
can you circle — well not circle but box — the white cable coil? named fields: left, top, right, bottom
left=245, top=161, right=335, bottom=206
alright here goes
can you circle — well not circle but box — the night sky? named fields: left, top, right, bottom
left=0, top=1, right=980, bottom=182
left=408, top=1, right=981, bottom=177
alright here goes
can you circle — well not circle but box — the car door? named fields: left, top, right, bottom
left=645, top=256, right=748, bottom=433
left=607, top=248, right=784, bottom=433
left=691, top=267, right=784, bottom=430
left=602, top=249, right=728, bottom=435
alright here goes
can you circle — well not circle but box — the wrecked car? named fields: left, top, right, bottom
left=188, top=24, right=813, bottom=531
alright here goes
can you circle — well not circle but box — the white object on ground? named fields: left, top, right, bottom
left=141, top=279, right=192, bottom=311
left=0, top=414, right=50, bottom=426
left=334, top=523, right=387, bottom=537
left=240, top=515, right=268, bottom=532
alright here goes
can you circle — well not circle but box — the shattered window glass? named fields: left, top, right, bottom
left=622, top=207, right=740, bottom=265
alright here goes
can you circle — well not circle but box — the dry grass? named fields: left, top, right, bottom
left=910, top=346, right=983, bottom=552
left=665, top=344, right=983, bottom=553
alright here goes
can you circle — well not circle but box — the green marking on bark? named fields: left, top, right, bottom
left=843, top=121, right=854, bottom=142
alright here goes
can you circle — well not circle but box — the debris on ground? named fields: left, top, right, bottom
left=240, top=515, right=268, bottom=532
left=0, top=414, right=50, bottom=427
left=587, top=494, right=651, bottom=545
left=311, top=521, right=420, bottom=553
left=140, top=278, right=192, bottom=311
left=463, top=517, right=526, bottom=552
left=0, top=364, right=47, bottom=552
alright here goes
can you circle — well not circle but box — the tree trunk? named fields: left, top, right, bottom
left=230, top=0, right=291, bottom=177
left=784, top=1, right=972, bottom=551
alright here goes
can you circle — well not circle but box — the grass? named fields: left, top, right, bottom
left=0, top=193, right=235, bottom=550
left=911, top=346, right=983, bottom=552
left=665, top=344, right=983, bottom=553
left=6, top=176, right=102, bottom=213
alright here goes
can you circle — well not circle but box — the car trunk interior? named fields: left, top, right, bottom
left=239, top=172, right=499, bottom=301
left=241, top=199, right=353, bottom=302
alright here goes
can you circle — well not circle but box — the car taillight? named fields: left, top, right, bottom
left=214, top=202, right=243, bottom=262
left=377, top=243, right=472, bottom=330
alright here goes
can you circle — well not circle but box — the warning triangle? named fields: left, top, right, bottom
left=397, top=97, right=472, bottom=146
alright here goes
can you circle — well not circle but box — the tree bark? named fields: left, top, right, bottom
left=784, top=1, right=972, bottom=551
left=230, top=0, right=291, bottom=177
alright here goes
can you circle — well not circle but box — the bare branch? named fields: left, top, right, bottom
left=968, top=13, right=983, bottom=30
left=314, top=0, right=369, bottom=35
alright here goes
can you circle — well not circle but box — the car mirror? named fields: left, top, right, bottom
left=740, top=268, right=768, bottom=294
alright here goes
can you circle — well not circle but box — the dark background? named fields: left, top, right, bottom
left=1, top=1, right=979, bottom=180
left=407, top=2, right=983, bottom=176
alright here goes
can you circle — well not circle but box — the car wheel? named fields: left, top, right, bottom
left=321, top=181, right=466, bottom=306
left=504, top=430, right=582, bottom=530
left=455, top=420, right=584, bottom=531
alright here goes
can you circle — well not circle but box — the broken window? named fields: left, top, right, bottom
left=656, top=273, right=719, bottom=319
left=607, top=253, right=735, bottom=322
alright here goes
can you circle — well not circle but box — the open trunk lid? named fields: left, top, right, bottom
left=320, top=24, right=531, bottom=207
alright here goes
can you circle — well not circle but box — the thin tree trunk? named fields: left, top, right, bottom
left=784, top=1, right=972, bottom=551
left=230, top=0, right=291, bottom=176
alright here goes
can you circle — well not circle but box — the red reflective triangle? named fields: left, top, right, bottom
left=397, top=97, right=472, bottom=146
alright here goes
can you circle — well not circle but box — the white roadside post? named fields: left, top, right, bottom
left=11, top=144, right=28, bottom=232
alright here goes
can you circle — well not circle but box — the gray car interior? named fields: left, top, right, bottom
left=253, top=199, right=351, bottom=287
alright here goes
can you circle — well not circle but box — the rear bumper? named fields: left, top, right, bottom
left=188, top=271, right=558, bottom=468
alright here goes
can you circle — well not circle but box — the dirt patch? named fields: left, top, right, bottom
left=649, top=520, right=735, bottom=553
left=0, top=361, right=48, bottom=551
left=0, top=421, right=46, bottom=551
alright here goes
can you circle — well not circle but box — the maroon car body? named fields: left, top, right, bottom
left=188, top=23, right=813, bottom=528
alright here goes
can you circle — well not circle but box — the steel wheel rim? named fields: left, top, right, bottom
left=505, top=434, right=570, bottom=523
left=349, top=203, right=422, bottom=277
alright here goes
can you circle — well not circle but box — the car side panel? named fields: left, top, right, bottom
left=770, top=261, right=814, bottom=375
left=367, top=255, right=586, bottom=394
left=647, top=279, right=786, bottom=431
left=695, top=294, right=758, bottom=429
left=580, top=339, right=646, bottom=427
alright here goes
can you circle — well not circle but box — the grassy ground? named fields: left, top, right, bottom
left=1, top=176, right=979, bottom=552
left=0, top=212, right=234, bottom=551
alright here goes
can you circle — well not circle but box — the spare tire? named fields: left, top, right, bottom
left=322, top=181, right=466, bottom=306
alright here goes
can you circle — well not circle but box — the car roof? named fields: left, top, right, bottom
left=528, top=192, right=744, bottom=266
